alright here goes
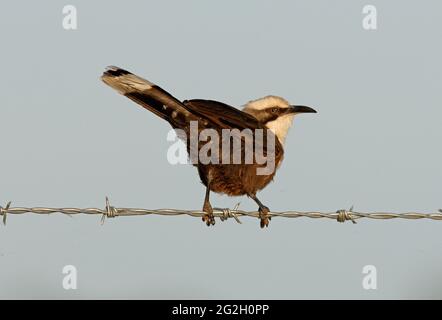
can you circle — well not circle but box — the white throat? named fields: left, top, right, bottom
left=265, top=114, right=294, bottom=144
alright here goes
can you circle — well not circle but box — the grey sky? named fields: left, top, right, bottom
left=0, top=0, right=441, bottom=299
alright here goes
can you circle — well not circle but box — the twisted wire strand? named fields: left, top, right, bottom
left=1, top=198, right=442, bottom=226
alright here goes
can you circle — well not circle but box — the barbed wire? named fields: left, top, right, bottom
left=0, top=197, right=441, bottom=226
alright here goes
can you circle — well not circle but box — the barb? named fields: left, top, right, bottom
left=336, top=205, right=357, bottom=224
left=0, top=201, right=11, bottom=226
left=101, top=197, right=118, bottom=225
left=1, top=198, right=442, bottom=225
left=216, top=202, right=242, bottom=224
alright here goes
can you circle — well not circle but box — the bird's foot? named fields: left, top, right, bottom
left=259, top=206, right=271, bottom=228
left=202, top=202, right=215, bottom=226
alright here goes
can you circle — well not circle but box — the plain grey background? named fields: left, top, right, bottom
left=0, top=0, right=441, bottom=299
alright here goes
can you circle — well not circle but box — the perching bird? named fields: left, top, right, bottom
left=101, top=66, right=316, bottom=228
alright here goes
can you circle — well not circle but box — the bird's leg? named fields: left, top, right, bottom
left=248, top=193, right=271, bottom=228
left=202, top=185, right=215, bottom=226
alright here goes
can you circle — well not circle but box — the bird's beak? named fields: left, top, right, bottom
left=288, top=105, right=317, bottom=114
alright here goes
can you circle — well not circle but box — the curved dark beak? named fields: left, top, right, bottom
left=288, top=105, right=317, bottom=114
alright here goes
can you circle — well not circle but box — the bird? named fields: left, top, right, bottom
left=101, top=66, right=316, bottom=228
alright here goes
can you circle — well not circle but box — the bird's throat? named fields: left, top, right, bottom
left=265, top=114, right=295, bottom=144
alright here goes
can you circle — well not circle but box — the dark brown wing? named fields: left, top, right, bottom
left=183, top=99, right=263, bottom=130
left=183, top=99, right=284, bottom=166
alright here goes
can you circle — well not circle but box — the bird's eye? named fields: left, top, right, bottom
left=271, top=107, right=278, bottom=113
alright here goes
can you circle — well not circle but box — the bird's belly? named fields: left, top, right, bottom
left=198, top=164, right=276, bottom=196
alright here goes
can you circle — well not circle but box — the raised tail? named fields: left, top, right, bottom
left=101, top=66, right=197, bottom=127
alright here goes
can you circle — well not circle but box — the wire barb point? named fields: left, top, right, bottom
left=336, top=205, right=357, bottom=224
left=217, top=203, right=242, bottom=224
left=0, top=201, right=11, bottom=226
left=101, top=197, right=118, bottom=225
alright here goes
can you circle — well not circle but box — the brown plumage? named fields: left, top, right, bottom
left=101, top=66, right=316, bottom=228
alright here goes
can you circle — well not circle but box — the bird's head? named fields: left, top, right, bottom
left=242, top=95, right=316, bottom=144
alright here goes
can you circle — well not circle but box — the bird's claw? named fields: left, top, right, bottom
left=259, top=206, right=271, bottom=228
left=202, top=213, right=215, bottom=226
left=202, top=203, right=215, bottom=226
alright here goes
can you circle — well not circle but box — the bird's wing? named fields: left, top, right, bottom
left=183, top=99, right=263, bottom=130
left=102, top=67, right=260, bottom=131
left=183, top=99, right=283, bottom=161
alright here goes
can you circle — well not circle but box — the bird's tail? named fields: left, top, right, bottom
left=101, top=66, right=197, bottom=126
